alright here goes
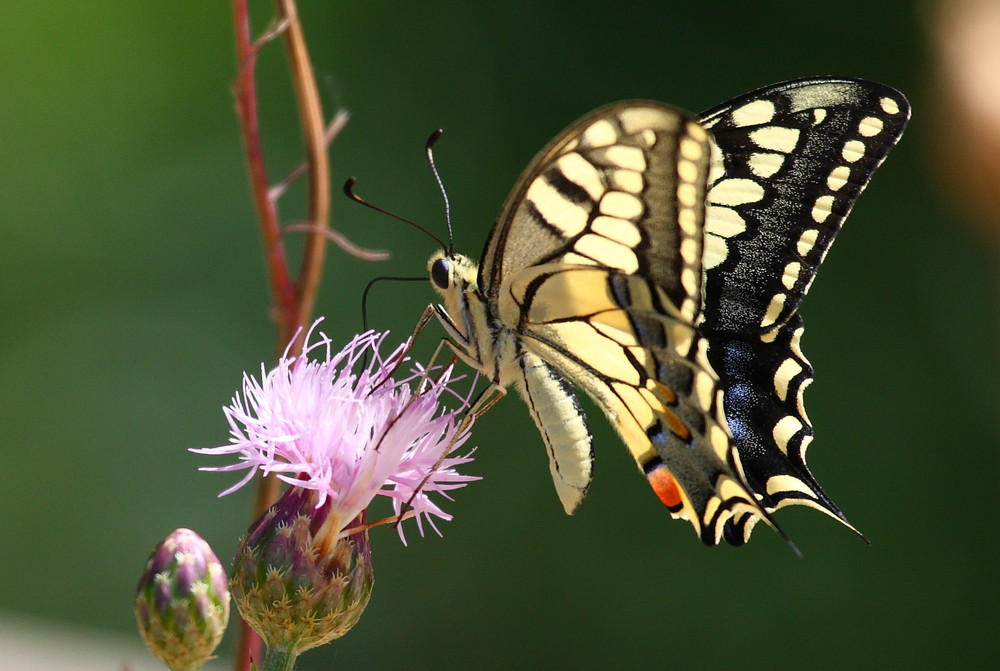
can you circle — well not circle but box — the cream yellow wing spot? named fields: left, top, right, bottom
left=608, top=168, right=644, bottom=194
left=575, top=234, right=640, bottom=273
left=665, top=321, right=696, bottom=360
left=708, top=423, right=731, bottom=463
left=796, top=227, right=819, bottom=256
left=599, top=191, right=644, bottom=220
left=858, top=116, right=884, bottom=137
left=773, top=358, right=803, bottom=402
left=556, top=152, right=606, bottom=201
left=771, top=415, right=804, bottom=455
left=795, top=377, right=812, bottom=425
left=679, top=136, right=705, bottom=163
left=760, top=292, right=786, bottom=329
left=841, top=139, right=865, bottom=163
left=702, top=233, right=729, bottom=271
left=708, top=178, right=765, bottom=206
left=749, top=126, right=800, bottom=153
left=731, top=99, right=776, bottom=126
left=748, top=152, right=784, bottom=178
left=826, top=165, right=851, bottom=192
left=692, top=370, right=716, bottom=413
left=781, top=261, right=801, bottom=290
left=591, top=215, right=642, bottom=247
left=707, top=206, right=747, bottom=239
left=591, top=144, right=647, bottom=171
left=788, top=325, right=806, bottom=361
left=579, top=118, right=618, bottom=148
left=526, top=178, right=589, bottom=236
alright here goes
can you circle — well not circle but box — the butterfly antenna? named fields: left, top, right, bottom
left=344, top=177, right=448, bottom=250
left=425, top=129, right=454, bottom=253
left=359, top=275, right=426, bottom=368
left=361, top=275, right=425, bottom=332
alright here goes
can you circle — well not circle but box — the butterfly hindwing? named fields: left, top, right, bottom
left=711, top=316, right=833, bottom=544
left=484, top=104, right=775, bottom=542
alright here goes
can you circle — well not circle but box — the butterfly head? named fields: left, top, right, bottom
left=428, top=250, right=480, bottom=302
left=427, top=247, right=498, bottom=354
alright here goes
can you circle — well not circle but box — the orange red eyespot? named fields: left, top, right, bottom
left=647, top=466, right=684, bottom=512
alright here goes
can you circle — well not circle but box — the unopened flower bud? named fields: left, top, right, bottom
left=135, top=528, right=230, bottom=671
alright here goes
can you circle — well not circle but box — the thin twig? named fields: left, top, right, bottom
left=269, top=109, right=350, bottom=202
left=282, top=223, right=390, bottom=261
left=231, top=3, right=270, bottom=667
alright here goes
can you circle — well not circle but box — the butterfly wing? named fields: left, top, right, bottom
left=482, top=104, right=775, bottom=544
left=481, top=105, right=701, bottom=321
left=696, top=78, right=910, bottom=542
left=457, top=79, right=907, bottom=546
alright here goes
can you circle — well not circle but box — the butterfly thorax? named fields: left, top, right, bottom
left=428, top=248, right=597, bottom=513
left=428, top=250, right=519, bottom=385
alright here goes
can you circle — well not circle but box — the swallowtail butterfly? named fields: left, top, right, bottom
left=427, top=78, right=909, bottom=545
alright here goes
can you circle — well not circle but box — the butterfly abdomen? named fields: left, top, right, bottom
left=516, top=349, right=594, bottom=513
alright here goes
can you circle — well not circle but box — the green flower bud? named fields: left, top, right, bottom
left=135, top=528, right=230, bottom=671
left=231, top=486, right=374, bottom=656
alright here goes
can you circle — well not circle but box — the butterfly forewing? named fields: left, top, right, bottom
left=699, top=78, right=910, bottom=334
left=695, top=78, right=910, bottom=542
left=485, top=105, right=704, bottom=324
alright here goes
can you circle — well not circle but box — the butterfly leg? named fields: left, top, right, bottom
left=393, top=306, right=509, bottom=519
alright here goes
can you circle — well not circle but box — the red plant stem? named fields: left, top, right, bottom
left=232, top=1, right=297, bottom=350
left=231, top=5, right=267, bottom=670
left=230, top=1, right=333, bottom=669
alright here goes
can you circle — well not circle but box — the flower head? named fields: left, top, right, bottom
left=134, top=528, right=230, bottom=671
left=231, top=488, right=374, bottom=653
left=194, top=323, right=478, bottom=542
left=194, top=324, right=478, bottom=654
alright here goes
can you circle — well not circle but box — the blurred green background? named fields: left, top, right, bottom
left=1, top=1, right=996, bottom=669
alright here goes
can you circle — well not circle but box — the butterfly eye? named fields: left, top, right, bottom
left=431, top=257, right=451, bottom=289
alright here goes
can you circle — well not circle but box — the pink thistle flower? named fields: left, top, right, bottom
left=194, top=321, right=479, bottom=543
